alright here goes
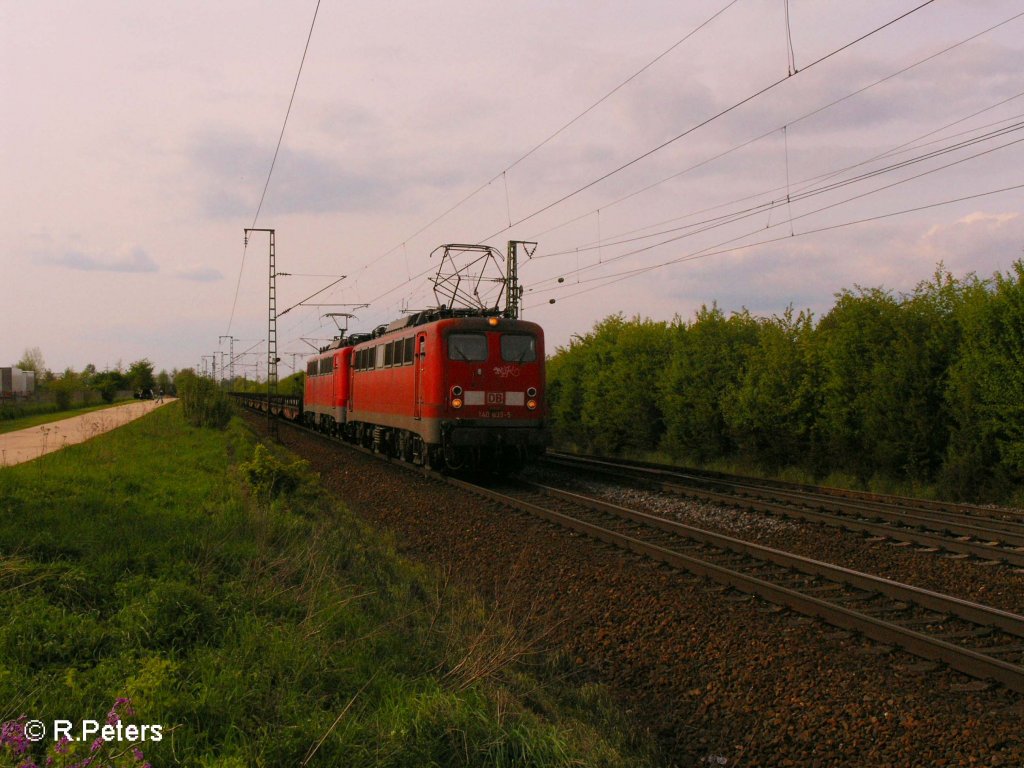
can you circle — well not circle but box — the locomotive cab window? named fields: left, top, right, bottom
left=501, top=334, right=536, bottom=362
left=448, top=333, right=488, bottom=361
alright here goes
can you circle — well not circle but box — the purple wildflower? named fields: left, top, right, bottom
left=1, top=717, right=30, bottom=754
left=106, top=696, right=134, bottom=724
left=132, top=747, right=145, bottom=761
left=90, top=737, right=104, bottom=753
left=54, top=737, right=71, bottom=755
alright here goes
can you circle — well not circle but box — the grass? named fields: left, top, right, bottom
left=616, top=446, right=984, bottom=504
left=0, top=404, right=658, bottom=767
left=0, top=399, right=134, bottom=435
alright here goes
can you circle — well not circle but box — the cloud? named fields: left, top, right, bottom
left=189, top=131, right=398, bottom=219
left=45, top=246, right=158, bottom=273
left=916, top=209, right=1024, bottom=270
left=175, top=267, right=223, bottom=282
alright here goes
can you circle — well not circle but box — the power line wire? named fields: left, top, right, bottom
left=476, top=0, right=939, bottom=244
left=357, top=0, right=945, bottom=314
left=527, top=9, right=1024, bottom=245
left=528, top=135, right=1024, bottom=295
left=341, top=0, right=742, bottom=284
left=535, top=119, right=1024, bottom=263
left=526, top=181, right=1024, bottom=308
left=226, top=0, right=322, bottom=336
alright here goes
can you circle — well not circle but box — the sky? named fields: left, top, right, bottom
left=2, top=0, right=1023, bottom=378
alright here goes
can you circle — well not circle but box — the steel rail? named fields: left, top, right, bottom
left=548, top=450, right=1024, bottom=524
left=449, top=476, right=1024, bottom=694
left=541, top=454, right=1024, bottom=567
left=238, top=410, right=1024, bottom=692
left=528, top=482, right=1024, bottom=637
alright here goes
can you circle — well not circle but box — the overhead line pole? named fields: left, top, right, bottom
left=219, top=335, right=237, bottom=385
left=245, top=228, right=278, bottom=439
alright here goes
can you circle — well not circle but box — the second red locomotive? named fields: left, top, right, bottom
left=304, top=308, right=548, bottom=471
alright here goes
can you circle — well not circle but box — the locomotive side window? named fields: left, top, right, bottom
left=448, top=333, right=488, bottom=361
left=307, top=360, right=317, bottom=376
left=319, top=357, right=332, bottom=375
left=384, top=342, right=394, bottom=367
left=375, top=345, right=385, bottom=369
left=403, top=336, right=415, bottom=365
left=501, top=334, right=536, bottom=362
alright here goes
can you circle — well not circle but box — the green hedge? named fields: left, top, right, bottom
left=547, top=262, right=1024, bottom=502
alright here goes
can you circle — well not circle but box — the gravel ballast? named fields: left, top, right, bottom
left=266, top=419, right=1024, bottom=767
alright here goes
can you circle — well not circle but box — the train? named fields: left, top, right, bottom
left=297, top=307, right=549, bottom=471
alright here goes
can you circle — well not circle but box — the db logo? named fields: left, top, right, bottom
left=486, top=392, right=505, bottom=405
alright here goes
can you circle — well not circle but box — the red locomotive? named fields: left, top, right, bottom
left=303, top=307, right=548, bottom=471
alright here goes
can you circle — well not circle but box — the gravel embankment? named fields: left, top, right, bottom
left=264, top=418, right=1024, bottom=767
left=522, top=466, right=1024, bottom=616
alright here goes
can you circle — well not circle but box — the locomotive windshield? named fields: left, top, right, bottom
left=500, top=334, right=536, bottom=362
left=448, top=333, right=488, bottom=361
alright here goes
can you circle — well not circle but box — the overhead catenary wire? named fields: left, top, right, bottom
left=336, top=0, right=743, bottom=287
left=526, top=8, right=1024, bottom=245
left=524, top=181, right=1024, bottom=310
left=352, top=0, right=945, bottom=316
left=273, top=2, right=1019, bottom=356
left=534, top=118, right=1024, bottom=264
left=532, top=130, right=1024, bottom=290
left=542, top=99, right=1024, bottom=259
left=476, top=0, right=940, bottom=245
left=525, top=130, right=1024, bottom=299
left=225, top=0, right=322, bottom=337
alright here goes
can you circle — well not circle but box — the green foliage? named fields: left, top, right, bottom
left=48, top=368, right=81, bottom=410
left=941, top=262, right=1024, bottom=498
left=279, top=370, right=305, bottom=396
left=126, top=359, right=156, bottom=392
left=15, top=346, right=45, bottom=373
left=546, top=260, right=1024, bottom=502
left=547, top=315, right=671, bottom=454
left=90, top=369, right=126, bottom=403
left=239, top=444, right=312, bottom=501
left=658, top=305, right=759, bottom=463
left=721, top=307, right=817, bottom=471
left=0, top=402, right=656, bottom=768
left=176, top=370, right=233, bottom=429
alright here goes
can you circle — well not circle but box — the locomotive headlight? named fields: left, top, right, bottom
left=451, top=397, right=464, bottom=409
left=526, top=387, right=537, bottom=398
left=451, top=385, right=463, bottom=397
left=526, top=399, right=538, bottom=410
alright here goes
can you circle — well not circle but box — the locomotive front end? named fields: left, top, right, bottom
left=437, top=316, right=549, bottom=471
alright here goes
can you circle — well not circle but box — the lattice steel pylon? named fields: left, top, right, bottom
left=505, top=240, right=536, bottom=319
left=245, top=228, right=278, bottom=439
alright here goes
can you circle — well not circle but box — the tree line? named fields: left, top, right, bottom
left=546, top=262, right=1024, bottom=502
left=8, top=351, right=172, bottom=410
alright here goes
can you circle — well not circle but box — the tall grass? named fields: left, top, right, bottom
left=0, top=404, right=656, bottom=767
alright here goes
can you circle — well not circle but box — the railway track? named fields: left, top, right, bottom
left=244, top=410, right=1024, bottom=693
left=540, top=452, right=1024, bottom=568
left=451, top=475, right=1024, bottom=694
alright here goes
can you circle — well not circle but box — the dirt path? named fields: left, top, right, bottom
left=0, top=399, right=173, bottom=467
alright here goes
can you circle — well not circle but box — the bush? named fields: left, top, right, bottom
left=239, top=444, right=311, bottom=501
left=175, top=371, right=233, bottom=429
